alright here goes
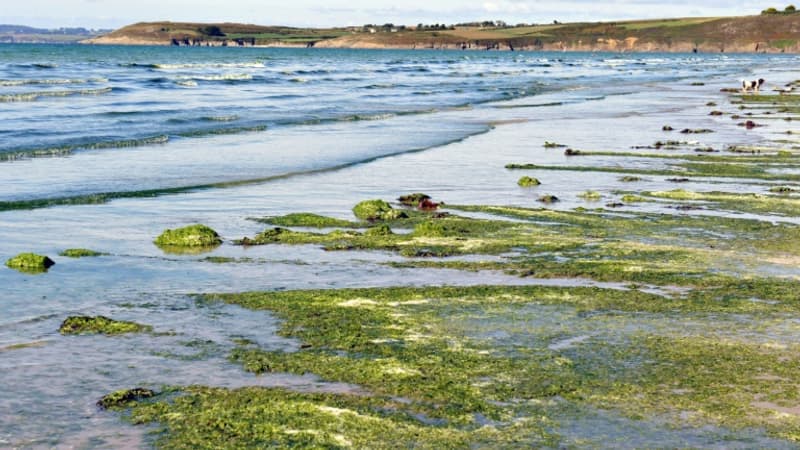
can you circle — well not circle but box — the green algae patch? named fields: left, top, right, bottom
left=189, top=285, right=800, bottom=445
left=5, top=253, right=55, bottom=273
left=352, top=199, right=405, bottom=221
left=59, top=316, right=152, bottom=336
left=254, top=213, right=357, bottom=228
left=98, top=388, right=156, bottom=410
left=59, top=248, right=104, bottom=258
left=127, top=385, right=556, bottom=449
left=154, top=224, right=222, bottom=249
left=364, top=224, right=393, bottom=236
left=518, top=176, right=541, bottom=187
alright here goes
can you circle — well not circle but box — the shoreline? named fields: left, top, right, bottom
left=80, top=37, right=799, bottom=54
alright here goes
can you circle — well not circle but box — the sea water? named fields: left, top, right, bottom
left=1, top=44, right=799, bottom=447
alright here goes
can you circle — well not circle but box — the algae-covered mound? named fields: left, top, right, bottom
left=154, top=224, right=222, bottom=247
left=352, top=200, right=407, bottom=221
left=5, top=253, right=55, bottom=272
left=518, top=176, right=541, bottom=187
left=59, top=316, right=152, bottom=335
left=59, top=248, right=104, bottom=258
left=98, top=388, right=156, bottom=410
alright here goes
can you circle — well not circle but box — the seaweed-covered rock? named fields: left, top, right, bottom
left=517, top=176, right=541, bottom=187
left=619, top=176, right=642, bottom=182
left=59, top=249, right=103, bottom=258
left=578, top=191, right=601, bottom=200
left=365, top=224, right=394, bottom=236
left=398, top=193, right=431, bottom=206
left=662, top=125, right=674, bottom=131
left=537, top=195, right=560, bottom=204
left=5, top=253, right=55, bottom=273
left=59, top=316, right=152, bottom=335
left=352, top=200, right=406, bottom=221
left=564, top=148, right=582, bottom=156
left=680, top=128, right=714, bottom=134
left=155, top=224, right=221, bottom=247
left=97, top=388, right=156, bottom=410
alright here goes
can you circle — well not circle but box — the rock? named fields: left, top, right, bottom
left=564, top=148, right=581, bottom=156
left=537, top=195, right=560, bottom=204
left=418, top=198, right=441, bottom=211
left=662, top=125, right=674, bottom=131
left=59, top=249, right=103, bottom=258
left=517, top=176, right=541, bottom=187
left=605, top=202, right=625, bottom=208
left=667, top=178, right=691, bottom=183
left=154, top=224, right=221, bottom=247
left=619, top=176, right=642, bottom=182
left=739, top=120, right=761, bottom=129
left=352, top=199, right=406, bottom=221
left=544, top=141, right=567, bottom=148
left=709, top=111, right=724, bottom=116
left=578, top=191, right=601, bottom=200
left=398, top=193, right=431, bottom=206
left=680, top=128, right=714, bottom=134
left=5, top=253, right=55, bottom=273
left=97, top=388, right=156, bottom=410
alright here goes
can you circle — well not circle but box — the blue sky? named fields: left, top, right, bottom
left=4, top=1, right=763, bottom=29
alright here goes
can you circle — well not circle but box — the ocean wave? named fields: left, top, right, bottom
left=177, top=73, right=253, bottom=82
left=175, top=80, right=198, bottom=87
left=0, top=87, right=113, bottom=103
left=202, top=115, right=239, bottom=122
left=124, top=62, right=266, bottom=70
left=0, top=78, right=107, bottom=87
left=0, top=135, right=169, bottom=162
left=177, top=125, right=266, bottom=138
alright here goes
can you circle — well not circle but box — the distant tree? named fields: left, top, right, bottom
left=786, top=4, right=797, bottom=12
left=201, top=25, right=225, bottom=37
left=762, top=7, right=779, bottom=14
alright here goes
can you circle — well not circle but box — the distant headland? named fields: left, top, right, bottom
left=69, top=9, right=800, bottom=53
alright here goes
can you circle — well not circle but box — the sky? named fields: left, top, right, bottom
left=3, top=0, right=764, bottom=29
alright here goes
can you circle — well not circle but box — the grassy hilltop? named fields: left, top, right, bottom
left=85, top=14, right=800, bottom=52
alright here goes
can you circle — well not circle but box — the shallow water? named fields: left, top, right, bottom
left=2, top=46, right=800, bottom=447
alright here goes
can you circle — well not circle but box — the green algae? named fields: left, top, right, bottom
left=5, top=252, right=55, bottom=273
left=134, top=285, right=800, bottom=446
left=154, top=224, right=222, bottom=248
left=59, top=248, right=104, bottom=258
left=641, top=189, right=800, bottom=217
left=59, top=316, right=152, bottom=335
left=506, top=158, right=800, bottom=182
left=254, top=213, right=356, bottom=228
left=517, top=176, right=541, bottom=187
left=98, top=388, right=156, bottom=410
left=364, top=224, right=394, bottom=236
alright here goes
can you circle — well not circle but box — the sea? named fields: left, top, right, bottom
left=1, top=44, right=798, bottom=448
